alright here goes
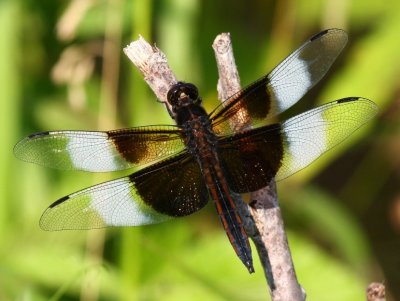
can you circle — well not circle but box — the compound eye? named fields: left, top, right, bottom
left=167, top=83, right=182, bottom=107
left=184, top=83, right=198, bottom=100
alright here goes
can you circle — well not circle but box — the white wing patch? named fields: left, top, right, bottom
left=276, top=98, right=378, bottom=180
left=87, top=178, right=168, bottom=226
left=267, top=53, right=312, bottom=113
left=278, top=109, right=326, bottom=180
left=65, top=132, right=123, bottom=171
left=40, top=177, right=170, bottom=231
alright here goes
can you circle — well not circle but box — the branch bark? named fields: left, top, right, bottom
left=124, top=33, right=305, bottom=301
left=366, top=282, right=385, bottom=301
left=123, top=36, right=177, bottom=117
left=212, top=32, right=305, bottom=301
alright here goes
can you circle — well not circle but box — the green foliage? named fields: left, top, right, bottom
left=2, top=0, right=398, bottom=300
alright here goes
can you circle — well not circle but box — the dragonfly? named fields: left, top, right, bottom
left=14, top=29, right=377, bottom=273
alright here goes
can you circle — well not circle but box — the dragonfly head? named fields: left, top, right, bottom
left=168, top=82, right=202, bottom=113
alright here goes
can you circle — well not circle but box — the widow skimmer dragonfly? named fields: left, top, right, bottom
left=14, top=29, right=377, bottom=273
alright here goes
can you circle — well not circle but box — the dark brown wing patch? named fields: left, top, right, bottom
left=218, top=124, right=284, bottom=193
left=108, top=127, right=184, bottom=166
left=131, top=152, right=209, bottom=217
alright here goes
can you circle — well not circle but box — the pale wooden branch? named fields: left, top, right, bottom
left=212, top=32, right=305, bottom=301
left=366, top=282, right=386, bottom=301
left=124, top=33, right=305, bottom=301
left=123, top=36, right=177, bottom=117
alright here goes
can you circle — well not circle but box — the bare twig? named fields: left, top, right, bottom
left=124, top=33, right=305, bottom=301
left=366, top=282, right=386, bottom=301
left=212, top=32, right=305, bottom=301
left=123, top=36, right=177, bottom=117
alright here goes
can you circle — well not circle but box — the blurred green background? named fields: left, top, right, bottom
left=1, top=0, right=400, bottom=300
